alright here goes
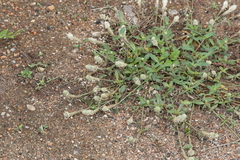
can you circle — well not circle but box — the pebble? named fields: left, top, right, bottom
left=27, top=104, right=36, bottom=111
left=10, top=48, right=16, bottom=52
left=47, top=5, right=55, bottom=11
left=168, top=9, right=178, bottom=16
left=1, top=112, right=6, bottom=116
left=0, top=56, right=7, bottom=59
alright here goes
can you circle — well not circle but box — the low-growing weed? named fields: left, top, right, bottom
left=63, top=0, right=240, bottom=159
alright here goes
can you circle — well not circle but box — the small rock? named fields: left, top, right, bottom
left=1, top=112, right=6, bottom=116
left=47, top=141, right=53, bottom=146
left=10, top=48, right=16, bottom=52
left=38, top=67, right=45, bottom=72
left=47, top=5, right=55, bottom=11
left=30, top=2, right=36, bottom=6
left=168, top=9, right=178, bottom=16
left=27, top=104, right=35, bottom=111
left=0, top=56, right=7, bottom=59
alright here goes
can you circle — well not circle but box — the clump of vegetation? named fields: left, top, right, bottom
left=0, top=29, right=21, bottom=40
left=64, top=0, right=239, bottom=159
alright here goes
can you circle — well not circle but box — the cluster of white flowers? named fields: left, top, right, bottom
left=85, top=64, right=100, bottom=72
left=200, top=131, right=219, bottom=140
left=140, top=74, right=147, bottom=80
left=102, top=104, right=117, bottom=112
left=104, top=21, right=114, bottom=36
left=133, top=77, right=141, bottom=86
left=94, top=55, right=104, bottom=64
left=173, top=114, right=187, bottom=123
left=86, top=75, right=100, bottom=82
left=87, top=38, right=104, bottom=45
left=115, top=61, right=128, bottom=67
left=222, top=4, right=237, bottom=16
left=151, top=37, right=158, bottom=47
left=192, top=19, right=199, bottom=26
left=82, top=108, right=100, bottom=116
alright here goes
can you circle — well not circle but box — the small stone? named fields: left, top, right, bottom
left=0, top=56, right=7, bottom=59
left=14, top=53, right=20, bottom=57
left=27, top=104, right=35, bottom=111
left=1, top=112, right=6, bottom=116
left=47, top=5, right=55, bottom=11
left=38, top=67, right=45, bottom=72
left=47, top=141, right=53, bottom=146
left=168, top=9, right=178, bottom=16
left=10, top=48, right=16, bottom=52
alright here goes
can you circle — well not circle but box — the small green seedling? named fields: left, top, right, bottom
left=38, top=125, right=48, bottom=133
left=19, top=68, right=33, bottom=79
left=28, top=62, right=47, bottom=68
left=14, top=124, right=23, bottom=131
left=0, top=29, right=21, bottom=39
left=36, top=76, right=46, bottom=90
left=38, top=52, right=44, bottom=56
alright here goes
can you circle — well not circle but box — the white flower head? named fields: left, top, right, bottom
left=101, top=87, right=108, bottom=92
left=85, top=64, right=99, bottom=72
left=82, top=108, right=100, bottom=116
left=193, top=19, right=199, bottom=26
left=115, top=61, right=128, bottom=68
left=93, top=96, right=101, bottom=101
left=151, top=37, right=158, bottom=47
left=219, top=1, right=228, bottom=14
left=87, top=38, right=104, bottom=44
left=206, top=60, right=212, bottom=65
left=102, top=104, right=117, bottom=112
left=63, top=90, right=70, bottom=96
left=67, top=33, right=74, bottom=40
left=133, top=77, right=141, bottom=86
left=91, top=31, right=102, bottom=37
left=86, top=75, right=100, bottom=82
left=67, top=33, right=80, bottom=41
left=201, top=131, right=219, bottom=140
left=208, top=19, right=215, bottom=25
left=202, top=72, right=208, bottom=78
left=137, top=0, right=142, bottom=8
left=101, top=93, right=110, bottom=99
left=127, top=116, right=134, bottom=125
left=154, top=106, right=162, bottom=113
left=172, top=15, right=179, bottom=23
left=104, top=21, right=114, bottom=36
left=140, top=74, right=147, bottom=80
left=104, top=21, right=110, bottom=29
left=94, top=55, right=104, bottom=64
left=211, top=70, right=217, bottom=76
left=155, top=0, right=159, bottom=8
left=173, top=114, right=187, bottom=123
left=162, top=0, right=168, bottom=12
left=93, top=86, right=100, bottom=93
left=222, top=5, right=237, bottom=16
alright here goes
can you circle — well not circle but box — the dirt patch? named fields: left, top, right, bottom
left=0, top=0, right=240, bottom=159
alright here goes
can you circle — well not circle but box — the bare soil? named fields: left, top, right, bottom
left=0, top=0, right=240, bottom=159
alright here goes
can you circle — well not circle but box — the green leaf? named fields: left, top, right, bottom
left=119, top=85, right=126, bottom=93
left=182, top=43, right=194, bottom=52
left=164, top=59, right=173, bottom=66
left=119, top=25, right=126, bottom=36
left=0, top=29, right=8, bottom=38
left=150, top=54, right=159, bottom=63
left=193, top=100, right=204, bottom=105
left=183, top=144, right=193, bottom=149
left=210, top=104, right=218, bottom=111
left=152, top=84, right=161, bottom=91
left=170, top=50, right=180, bottom=60
left=181, top=100, right=192, bottom=105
